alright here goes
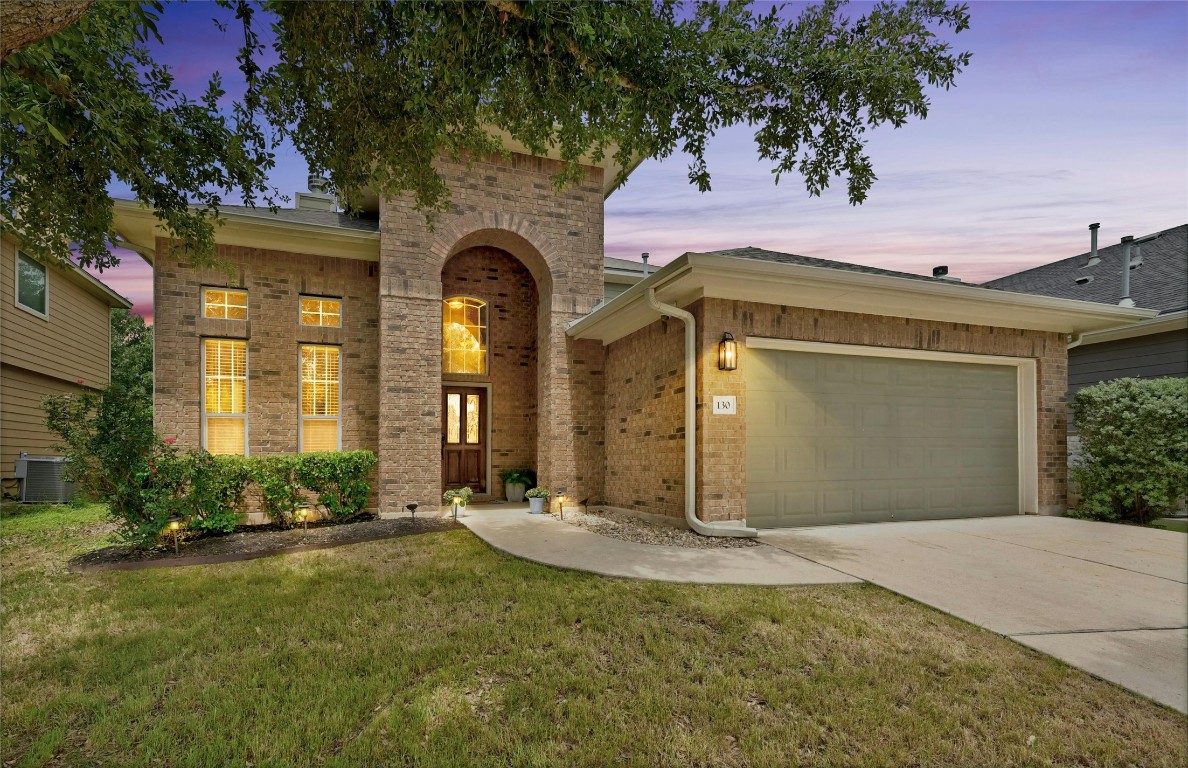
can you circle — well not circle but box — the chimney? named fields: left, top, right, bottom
left=1086, top=223, right=1100, bottom=266
left=641, top=252, right=650, bottom=278
left=1119, top=235, right=1135, bottom=307
left=296, top=174, right=337, bottom=212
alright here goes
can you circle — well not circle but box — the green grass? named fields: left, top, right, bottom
left=2, top=504, right=1185, bottom=767
left=1153, top=519, right=1188, bottom=533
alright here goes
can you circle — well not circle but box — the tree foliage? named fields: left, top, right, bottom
left=1, top=1, right=273, bottom=270
left=3, top=0, right=970, bottom=271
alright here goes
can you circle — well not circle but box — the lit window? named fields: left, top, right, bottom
left=204, top=288, right=248, bottom=320
left=442, top=296, right=487, bottom=375
left=300, top=345, right=340, bottom=452
left=15, top=252, right=48, bottom=317
left=300, top=296, right=342, bottom=327
left=203, top=339, right=247, bottom=455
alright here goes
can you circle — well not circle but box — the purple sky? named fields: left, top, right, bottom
left=96, top=1, right=1188, bottom=321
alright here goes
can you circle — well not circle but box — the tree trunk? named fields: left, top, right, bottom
left=1, top=1, right=93, bottom=60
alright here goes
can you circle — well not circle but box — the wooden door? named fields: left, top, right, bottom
left=442, top=386, right=486, bottom=493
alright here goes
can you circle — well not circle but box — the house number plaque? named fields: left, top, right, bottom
left=712, top=396, right=737, bottom=415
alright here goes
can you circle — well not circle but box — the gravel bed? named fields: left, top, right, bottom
left=70, top=515, right=462, bottom=570
left=548, top=507, right=761, bottom=549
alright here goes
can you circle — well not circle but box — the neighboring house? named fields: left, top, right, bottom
left=111, top=148, right=1153, bottom=529
left=0, top=233, right=133, bottom=480
left=984, top=224, right=1187, bottom=396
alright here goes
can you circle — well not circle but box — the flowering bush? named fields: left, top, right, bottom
left=525, top=487, right=550, bottom=499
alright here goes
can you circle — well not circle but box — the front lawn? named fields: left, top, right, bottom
left=1153, top=518, right=1188, bottom=533
left=2, top=504, right=1185, bottom=767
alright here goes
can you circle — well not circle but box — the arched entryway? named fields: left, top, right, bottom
left=440, top=245, right=539, bottom=499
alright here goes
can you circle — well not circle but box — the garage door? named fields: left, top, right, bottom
left=746, top=347, right=1019, bottom=528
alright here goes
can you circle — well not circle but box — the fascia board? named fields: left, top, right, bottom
left=683, top=254, right=1157, bottom=334
left=567, top=256, right=692, bottom=341
left=1073, top=309, right=1188, bottom=346
left=569, top=252, right=1157, bottom=344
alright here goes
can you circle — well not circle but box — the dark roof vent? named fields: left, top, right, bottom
left=1074, top=275, right=1094, bottom=285
left=932, top=265, right=948, bottom=277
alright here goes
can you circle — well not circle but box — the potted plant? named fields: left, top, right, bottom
left=525, top=486, right=550, bottom=514
left=442, top=487, right=473, bottom=518
left=498, top=468, right=534, bottom=503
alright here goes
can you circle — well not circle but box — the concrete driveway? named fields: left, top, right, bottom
left=760, top=516, right=1188, bottom=713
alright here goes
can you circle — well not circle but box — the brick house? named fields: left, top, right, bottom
left=111, top=147, right=1153, bottom=528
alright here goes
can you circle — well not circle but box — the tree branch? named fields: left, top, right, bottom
left=1, top=0, right=94, bottom=60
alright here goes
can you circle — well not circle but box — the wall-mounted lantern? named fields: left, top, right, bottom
left=718, top=332, right=738, bottom=371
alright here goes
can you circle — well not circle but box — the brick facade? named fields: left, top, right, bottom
left=153, top=240, right=380, bottom=458
left=602, top=298, right=1069, bottom=523
left=377, top=152, right=605, bottom=514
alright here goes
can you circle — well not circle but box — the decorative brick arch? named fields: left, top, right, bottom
left=429, top=212, right=559, bottom=289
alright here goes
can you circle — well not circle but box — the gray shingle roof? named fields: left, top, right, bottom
left=699, top=246, right=984, bottom=287
left=219, top=205, right=380, bottom=233
left=984, top=224, right=1187, bottom=314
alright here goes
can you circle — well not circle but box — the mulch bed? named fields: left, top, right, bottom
left=68, top=515, right=462, bottom=572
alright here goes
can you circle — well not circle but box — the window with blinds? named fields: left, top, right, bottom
left=300, top=296, right=342, bottom=327
left=204, top=288, right=248, bottom=320
left=300, top=345, right=341, bottom=452
left=203, top=339, right=247, bottom=455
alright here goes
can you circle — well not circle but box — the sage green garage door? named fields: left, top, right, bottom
left=746, top=348, right=1019, bottom=528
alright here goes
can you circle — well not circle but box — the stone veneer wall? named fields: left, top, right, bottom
left=378, top=151, right=605, bottom=513
left=602, top=298, right=1069, bottom=523
left=441, top=246, right=538, bottom=498
left=153, top=240, right=380, bottom=459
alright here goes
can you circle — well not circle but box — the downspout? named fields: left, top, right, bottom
left=646, top=288, right=758, bottom=538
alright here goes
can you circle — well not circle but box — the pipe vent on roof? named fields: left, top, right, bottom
left=1086, top=223, right=1101, bottom=267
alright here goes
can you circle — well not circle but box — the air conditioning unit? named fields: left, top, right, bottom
left=13, top=454, right=75, bottom=504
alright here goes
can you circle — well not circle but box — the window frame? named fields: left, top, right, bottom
left=299, top=295, right=343, bottom=328
left=202, top=287, right=249, bottom=321
left=298, top=344, right=342, bottom=453
left=441, top=295, right=489, bottom=376
left=14, top=251, right=49, bottom=319
left=200, top=338, right=249, bottom=456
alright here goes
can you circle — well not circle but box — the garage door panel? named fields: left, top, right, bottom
left=746, top=348, right=1020, bottom=528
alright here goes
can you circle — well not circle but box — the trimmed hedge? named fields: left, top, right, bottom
left=138, top=450, right=379, bottom=542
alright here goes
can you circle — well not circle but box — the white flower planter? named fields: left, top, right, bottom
left=505, top=483, right=526, bottom=503
left=528, top=497, right=546, bottom=514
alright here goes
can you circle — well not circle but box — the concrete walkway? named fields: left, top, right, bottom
left=459, top=506, right=858, bottom=586
left=761, top=516, right=1188, bottom=713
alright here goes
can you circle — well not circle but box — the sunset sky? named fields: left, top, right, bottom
left=93, top=1, right=1188, bottom=321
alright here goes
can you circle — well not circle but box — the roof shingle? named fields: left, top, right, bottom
left=983, top=224, right=1187, bottom=314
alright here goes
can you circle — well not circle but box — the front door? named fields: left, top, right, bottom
left=442, top=386, right=487, bottom=493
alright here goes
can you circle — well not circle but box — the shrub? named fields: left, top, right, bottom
left=1069, top=377, right=1188, bottom=524
left=184, top=452, right=253, bottom=533
left=252, top=455, right=305, bottom=528
left=525, top=487, right=550, bottom=499
left=44, top=375, right=159, bottom=548
left=498, top=468, right=535, bottom=487
left=297, top=450, right=377, bottom=520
